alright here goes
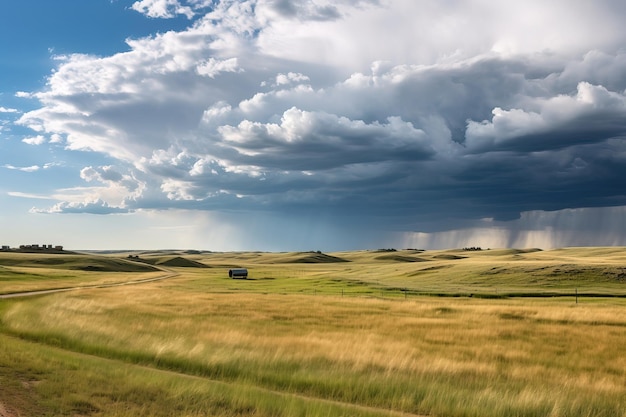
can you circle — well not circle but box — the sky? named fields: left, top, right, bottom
left=1, top=0, right=626, bottom=251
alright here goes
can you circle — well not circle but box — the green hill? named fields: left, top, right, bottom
left=374, top=254, right=429, bottom=262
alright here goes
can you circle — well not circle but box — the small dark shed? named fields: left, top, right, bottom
left=229, top=268, right=248, bottom=279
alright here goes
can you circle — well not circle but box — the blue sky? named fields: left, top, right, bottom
left=2, top=0, right=626, bottom=251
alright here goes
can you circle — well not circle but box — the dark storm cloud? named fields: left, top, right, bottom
left=27, top=52, right=626, bottom=233
left=217, top=108, right=436, bottom=170
left=111, top=53, right=626, bottom=229
left=442, top=142, right=626, bottom=223
left=15, top=0, right=626, bottom=247
left=223, top=56, right=626, bottom=225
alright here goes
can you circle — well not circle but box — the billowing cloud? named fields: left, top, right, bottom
left=466, top=81, right=626, bottom=152
left=11, top=0, right=626, bottom=248
left=218, top=107, right=435, bottom=170
left=131, top=0, right=196, bottom=19
left=16, top=165, right=146, bottom=215
left=196, top=57, right=242, bottom=77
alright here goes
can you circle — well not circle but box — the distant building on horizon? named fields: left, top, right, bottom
left=12, top=244, right=64, bottom=252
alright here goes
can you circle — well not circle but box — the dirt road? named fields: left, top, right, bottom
left=0, top=268, right=179, bottom=299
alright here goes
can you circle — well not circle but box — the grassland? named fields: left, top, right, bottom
left=0, top=247, right=625, bottom=416
left=0, top=252, right=163, bottom=295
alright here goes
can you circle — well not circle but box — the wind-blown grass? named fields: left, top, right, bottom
left=0, top=332, right=399, bottom=417
left=1, top=247, right=626, bottom=416
left=2, top=287, right=625, bottom=416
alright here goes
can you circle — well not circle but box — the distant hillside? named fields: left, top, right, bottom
left=432, top=254, right=467, bottom=260
left=156, top=256, right=209, bottom=268
left=126, top=255, right=209, bottom=268
left=0, top=253, right=159, bottom=272
left=374, top=254, right=429, bottom=262
left=283, top=252, right=350, bottom=263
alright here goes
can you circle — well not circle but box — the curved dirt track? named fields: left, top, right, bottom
left=0, top=401, right=17, bottom=417
left=0, top=268, right=179, bottom=299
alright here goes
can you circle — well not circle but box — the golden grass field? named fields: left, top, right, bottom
left=0, top=247, right=625, bottom=416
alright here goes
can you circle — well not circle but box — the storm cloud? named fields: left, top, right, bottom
left=12, top=0, right=626, bottom=249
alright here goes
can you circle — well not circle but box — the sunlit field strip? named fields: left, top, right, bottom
left=159, top=260, right=626, bottom=299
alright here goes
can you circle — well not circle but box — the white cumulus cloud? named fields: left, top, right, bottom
left=131, top=0, right=196, bottom=19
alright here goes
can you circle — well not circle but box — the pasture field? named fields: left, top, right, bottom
left=0, top=252, right=162, bottom=295
left=0, top=247, right=625, bottom=416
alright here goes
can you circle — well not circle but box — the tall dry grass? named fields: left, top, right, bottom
left=2, top=285, right=625, bottom=416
